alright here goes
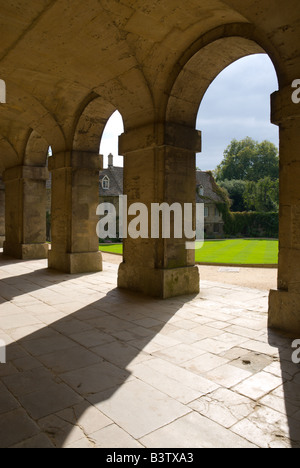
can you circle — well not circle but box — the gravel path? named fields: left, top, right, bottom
left=101, top=252, right=277, bottom=291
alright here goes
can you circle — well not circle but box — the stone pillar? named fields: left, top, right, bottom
left=48, top=151, right=103, bottom=274
left=118, top=123, right=201, bottom=299
left=3, top=166, right=49, bottom=259
left=0, top=178, right=5, bottom=248
left=269, top=86, right=300, bottom=335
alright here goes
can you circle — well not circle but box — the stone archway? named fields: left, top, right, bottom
left=48, top=94, right=118, bottom=274
left=164, top=24, right=300, bottom=335
left=116, top=25, right=281, bottom=301
left=2, top=129, right=49, bottom=260
left=166, top=27, right=280, bottom=126
left=24, top=130, right=49, bottom=168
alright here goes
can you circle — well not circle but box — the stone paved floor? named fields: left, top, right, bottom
left=0, top=255, right=299, bottom=448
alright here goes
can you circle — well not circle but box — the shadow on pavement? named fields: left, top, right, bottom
left=268, top=329, right=300, bottom=448
left=0, top=265, right=195, bottom=447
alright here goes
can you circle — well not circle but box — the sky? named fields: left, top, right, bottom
left=100, top=54, right=279, bottom=171
left=100, top=111, right=124, bottom=168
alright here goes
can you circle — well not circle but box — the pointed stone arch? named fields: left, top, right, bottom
left=0, top=137, right=19, bottom=174
left=166, top=24, right=280, bottom=128
left=2, top=129, right=50, bottom=260
left=24, top=129, right=49, bottom=167
left=73, top=93, right=117, bottom=155
left=163, top=23, right=300, bottom=335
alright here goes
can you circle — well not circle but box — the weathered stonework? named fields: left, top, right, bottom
left=268, top=88, right=300, bottom=335
left=118, top=123, right=200, bottom=298
left=118, top=263, right=200, bottom=299
left=48, top=152, right=103, bottom=274
left=2, top=166, right=49, bottom=260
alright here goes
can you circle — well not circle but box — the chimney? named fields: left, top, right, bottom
left=108, top=153, right=113, bottom=168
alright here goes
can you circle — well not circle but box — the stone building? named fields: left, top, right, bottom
left=0, top=1, right=299, bottom=335
left=99, top=154, right=124, bottom=228
left=99, top=156, right=225, bottom=239
left=196, top=171, right=225, bottom=238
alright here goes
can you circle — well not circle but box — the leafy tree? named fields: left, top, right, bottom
left=219, top=179, right=247, bottom=212
left=244, top=177, right=279, bottom=212
left=215, top=137, right=279, bottom=182
left=243, top=181, right=256, bottom=211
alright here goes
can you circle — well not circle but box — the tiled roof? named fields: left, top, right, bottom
left=47, top=164, right=224, bottom=205
left=99, top=166, right=123, bottom=197
left=99, top=169, right=225, bottom=203
left=196, top=171, right=225, bottom=204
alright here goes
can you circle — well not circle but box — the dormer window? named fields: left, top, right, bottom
left=197, top=185, right=204, bottom=196
left=102, top=176, right=110, bottom=190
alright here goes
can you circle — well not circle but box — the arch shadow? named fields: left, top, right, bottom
left=268, top=329, right=300, bottom=449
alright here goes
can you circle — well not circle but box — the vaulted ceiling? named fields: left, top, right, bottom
left=0, top=0, right=299, bottom=173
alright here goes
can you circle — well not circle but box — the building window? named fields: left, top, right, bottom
left=102, top=176, right=110, bottom=190
left=204, top=206, right=209, bottom=218
left=215, top=207, right=220, bottom=217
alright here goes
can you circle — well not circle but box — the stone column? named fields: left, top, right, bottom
left=0, top=178, right=5, bottom=248
left=118, top=123, right=201, bottom=299
left=3, top=166, right=49, bottom=259
left=269, top=86, right=300, bottom=334
left=48, top=151, right=103, bottom=274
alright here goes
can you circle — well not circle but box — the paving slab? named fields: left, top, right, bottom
left=233, top=371, right=283, bottom=400
left=189, top=388, right=256, bottom=428
left=88, top=424, right=143, bottom=448
left=0, top=408, right=40, bottom=448
left=140, top=412, right=256, bottom=448
left=89, top=379, right=190, bottom=440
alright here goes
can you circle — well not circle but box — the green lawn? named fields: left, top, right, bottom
left=99, top=239, right=278, bottom=265
left=100, top=243, right=123, bottom=255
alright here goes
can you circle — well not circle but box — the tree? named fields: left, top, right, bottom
left=243, top=181, right=256, bottom=211
left=219, top=179, right=247, bottom=212
left=215, top=137, right=279, bottom=182
left=244, top=177, right=279, bottom=213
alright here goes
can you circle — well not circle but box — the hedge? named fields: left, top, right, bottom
left=208, top=176, right=278, bottom=238
left=217, top=204, right=278, bottom=238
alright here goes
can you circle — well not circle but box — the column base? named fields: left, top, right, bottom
left=269, top=289, right=300, bottom=336
left=48, top=250, right=103, bottom=274
left=118, top=263, right=200, bottom=299
left=3, top=242, right=49, bottom=260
